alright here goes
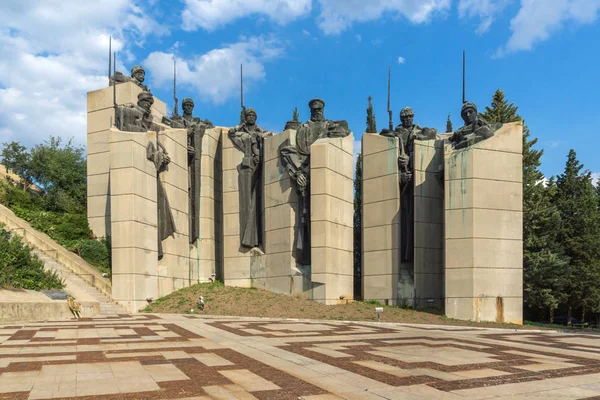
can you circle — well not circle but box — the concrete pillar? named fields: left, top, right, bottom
left=413, top=139, right=445, bottom=308
left=444, top=121, right=523, bottom=324
left=310, top=134, right=354, bottom=304
left=109, top=129, right=159, bottom=313
left=262, top=130, right=301, bottom=294
left=221, top=129, right=266, bottom=287
left=361, top=134, right=400, bottom=305
left=87, top=82, right=166, bottom=239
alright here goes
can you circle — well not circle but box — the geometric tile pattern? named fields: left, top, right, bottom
left=1, top=315, right=600, bottom=399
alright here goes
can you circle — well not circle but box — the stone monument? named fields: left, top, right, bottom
left=445, top=120, right=523, bottom=324
left=221, top=108, right=271, bottom=287
left=279, top=98, right=351, bottom=265
left=162, top=97, right=214, bottom=244
left=87, top=81, right=222, bottom=312
left=362, top=107, right=444, bottom=307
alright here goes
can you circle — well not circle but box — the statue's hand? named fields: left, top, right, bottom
left=448, top=133, right=456, bottom=143
left=398, top=155, right=409, bottom=169
left=162, top=153, right=171, bottom=165
left=400, top=171, right=412, bottom=184
left=296, top=172, right=308, bottom=189
left=252, top=154, right=259, bottom=165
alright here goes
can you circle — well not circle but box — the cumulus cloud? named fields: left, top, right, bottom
left=316, top=0, right=450, bottom=35
left=0, top=0, right=165, bottom=147
left=458, top=0, right=511, bottom=34
left=181, top=0, right=312, bottom=31
left=497, top=0, right=600, bottom=56
left=144, top=36, right=284, bottom=104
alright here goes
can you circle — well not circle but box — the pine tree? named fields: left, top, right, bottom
left=555, top=150, right=600, bottom=323
left=481, top=89, right=569, bottom=322
left=446, top=114, right=453, bottom=133
left=353, top=153, right=363, bottom=299
left=480, top=89, right=521, bottom=123
left=292, top=107, right=299, bottom=122
left=366, top=96, right=377, bottom=133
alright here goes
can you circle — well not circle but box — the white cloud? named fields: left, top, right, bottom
left=592, top=172, right=600, bottom=186
left=302, top=29, right=311, bottom=36
left=181, top=0, right=312, bottom=31
left=0, top=0, right=165, bottom=147
left=355, top=34, right=362, bottom=42
left=458, top=0, right=511, bottom=34
left=497, top=0, right=600, bottom=56
left=144, top=36, right=285, bottom=104
left=316, top=0, right=450, bottom=35
left=398, top=56, right=406, bottom=64
left=353, top=139, right=362, bottom=169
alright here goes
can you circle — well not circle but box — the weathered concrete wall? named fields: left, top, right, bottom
left=262, top=130, right=304, bottom=294
left=221, top=129, right=266, bottom=288
left=444, top=122, right=523, bottom=324
left=310, top=134, right=354, bottom=304
left=87, top=82, right=166, bottom=239
left=88, top=86, right=222, bottom=312
left=361, top=133, right=400, bottom=305
left=413, top=139, right=445, bottom=308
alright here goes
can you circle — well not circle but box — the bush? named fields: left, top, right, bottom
left=78, top=238, right=110, bottom=272
left=0, top=227, right=64, bottom=290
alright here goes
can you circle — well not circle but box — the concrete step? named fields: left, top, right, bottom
left=35, top=251, right=129, bottom=316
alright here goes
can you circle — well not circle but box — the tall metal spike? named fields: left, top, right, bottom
left=113, top=52, right=117, bottom=128
left=108, top=36, right=112, bottom=86
left=240, top=64, right=245, bottom=112
left=173, top=58, right=178, bottom=116
left=462, top=50, right=466, bottom=104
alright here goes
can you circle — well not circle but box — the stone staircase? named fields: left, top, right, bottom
left=0, top=204, right=128, bottom=316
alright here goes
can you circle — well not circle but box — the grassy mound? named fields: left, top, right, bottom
left=142, top=282, right=532, bottom=329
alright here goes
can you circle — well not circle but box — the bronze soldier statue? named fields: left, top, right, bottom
left=228, top=108, right=272, bottom=249
left=449, top=102, right=501, bottom=149
left=116, top=91, right=157, bottom=132
left=163, top=98, right=213, bottom=244
left=110, top=65, right=151, bottom=92
left=147, top=137, right=176, bottom=259
left=380, top=107, right=436, bottom=262
left=279, top=98, right=351, bottom=264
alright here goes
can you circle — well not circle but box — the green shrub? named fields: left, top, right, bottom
left=79, top=238, right=110, bottom=271
left=0, top=227, right=64, bottom=290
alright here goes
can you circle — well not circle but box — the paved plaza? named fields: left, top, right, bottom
left=1, top=315, right=600, bottom=399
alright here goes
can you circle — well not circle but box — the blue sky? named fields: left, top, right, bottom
left=1, top=0, right=599, bottom=179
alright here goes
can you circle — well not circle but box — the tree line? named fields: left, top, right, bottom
left=354, top=89, right=600, bottom=325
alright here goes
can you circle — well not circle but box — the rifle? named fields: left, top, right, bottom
left=387, top=65, right=393, bottom=130
left=108, top=36, right=111, bottom=86
left=173, top=58, right=178, bottom=117
left=462, top=50, right=466, bottom=104
left=113, top=51, right=117, bottom=128
left=240, top=64, right=246, bottom=116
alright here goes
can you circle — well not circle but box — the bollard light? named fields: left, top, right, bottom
left=375, top=307, right=383, bottom=321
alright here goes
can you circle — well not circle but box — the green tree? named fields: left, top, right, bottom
left=555, top=150, right=600, bottom=323
left=366, top=96, right=377, bottom=133
left=353, top=153, right=362, bottom=299
left=1, top=141, right=32, bottom=188
left=481, top=89, right=569, bottom=322
left=292, top=107, right=300, bottom=122
left=28, top=137, right=87, bottom=213
left=445, top=114, right=453, bottom=133
left=479, top=89, right=521, bottom=123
